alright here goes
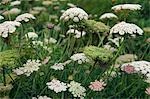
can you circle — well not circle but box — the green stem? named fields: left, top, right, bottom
left=2, top=66, right=6, bottom=86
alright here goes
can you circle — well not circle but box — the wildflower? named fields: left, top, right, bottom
left=42, top=56, right=51, bottom=64
left=3, top=8, right=21, bottom=15
left=0, top=21, right=21, bottom=38
left=0, top=83, right=13, bottom=93
left=89, top=80, right=106, bottom=91
left=100, top=13, right=118, bottom=20
left=25, top=32, right=38, bottom=39
left=70, top=53, right=89, bottom=64
left=32, top=7, right=46, bottom=12
left=60, top=7, right=88, bottom=22
left=112, top=4, right=141, bottom=12
left=110, top=21, right=143, bottom=36
left=10, top=1, right=21, bottom=6
left=121, top=61, right=150, bottom=76
left=42, top=1, right=52, bottom=6
left=108, top=37, right=124, bottom=47
left=46, top=79, right=68, bottom=93
left=103, top=44, right=117, bottom=52
left=32, top=96, right=51, bottom=99
left=67, top=29, right=86, bottom=38
left=32, top=41, right=44, bottom=46
left=15, top=13, right=36, bottom=22
left=51, top=60, right=71, bottom=70
left=68, top=81, right=86, bottom=98
left=0, top=15, right=4, bottom=20
left=44, top=38, right=57, bottom=44
left=145, top=87, right=150, bottom=95
left=13, top=59, right=42, bottom=76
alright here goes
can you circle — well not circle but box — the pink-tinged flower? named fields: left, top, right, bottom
left=145, top=87, right=150, bottom=95
left=123, top=64, right=135, bottom=74
left=89, top=80, right=106, bottom=91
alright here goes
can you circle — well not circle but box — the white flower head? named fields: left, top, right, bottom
left=0, top=15, right=4, bottom=20
left=51, top=60, right=71, bottom=70
left=15, top=13, right=36, bottom=22
left=67, top=29, right=86, bottom=38
left=44, top=38, right=57, bottom=44
left=32, top=96, right=51, bottom=99
left=71, top=53, right=89, bottom=64
left=46, top=79, right=68, bottom=93
left=108, top=37, right=124, bottom=47
left=3, top=8, right=21, bottom=15
left=100, top=13, right=118, bottom=20
left=68, top=81, right=86, bottom=98
left=121, top=61, right=150, bottom=76
left=112, top=4, right=142, bottom=11
left=60, top=7, right=88, bottom=22
left=13, top=59, right=42, bottom=76
left=110, top=21, right=143, bottom=36
left=10, top=1, right=21, bottom=6
left=25, top=32, right=38, bottom=39
left=0, top=21, right=21, bottom=38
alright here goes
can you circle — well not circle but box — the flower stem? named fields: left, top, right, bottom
left=2, top=66, right=6, bottom=86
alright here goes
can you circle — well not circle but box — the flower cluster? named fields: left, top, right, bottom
left=112, top=4, right=142, bottom=11
left=51, top=60, right=71, bottom=70
left=110, top=21, right=143, bottom=36
left=89, top=80, right=106, bottom=91
left=0, top=21, right=21, bottom=38
left=67, top=29, right=86, bottom=38
left=13, top=59, right=42, bottom=76
left=60, top=7, right=88, bottom=22
left=15, top=13, right=36, bottom=22
left=44, top=38, right=57, bottom=44
left=68, top=81, right=86, bottom=98
left=32, top=96, right=51, bottom=99
left=100, top=13, right=118, bottom=20
left=25, top=32, right=38, bottom=39
left=70, top=53, right=89, bottom=64
left=46, top=79, right=68, bottom=93
left=121, top=61, right=150, bottom=75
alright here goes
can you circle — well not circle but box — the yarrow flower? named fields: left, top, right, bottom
left=121, top=61, right=150, bottom=76
left=100, top=13, right=118, bottom=20
left=110, top=21, right=143, bottom=36
left=68, top=81, right=86, bottom=98
left=32, top=96, right=51, bottom=99
left=13, top=59, right=42, bottom=76
left=46, top=79, right=68, bottom=93
left=89, top=80, right=106, bottom=91
left=60, top=7, right=88, bottom=22
left=70, top=53, right=89, bottom=64
left=67, top=29, right=86, bottom=38
left=112, top=4, right=142, bottom=12
left=15, top=13, right=36, bottom=22
left=25, top=32, right=38, bottom=39
left=51, top=60, right=71, bottom=70
left=0, top=21, right=21, bottom=38
left=145, top=87, right=150, bottom=95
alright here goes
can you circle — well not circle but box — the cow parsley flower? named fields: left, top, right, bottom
left=46, top=79, right=68, bottom=93
left=100, top=13, right=118, bottom=20
left=68, top=81, right=86, bottom=98
left=32, top=96, right=52, bottom=99
left=70, top=53, right=89, bottom=64
left=60, top=7, right=88, bottom=22
left=15, top=13, right=36, bottom=22
left=112, top=4, right=142, bottom=11
left=110, top=21, right=143, bottom=36
left=89, top=80, right=106, bottom=91
left=0, top=15, right=4, bottom=20
left=44, top=38, right=57, bottom=44
left=0, top=21, right=21, bottom=38
left=10, top=1, right=21, bottom=6
left=13, top=59, right=42, bottom=76
left=121, top=61, right=150, bottom=76
left=3, top=8, right=21, bottom=15
left=67, top=29, right=86, bottom=38
left=25, top=32, right=38, bottom=39
left=51, top=60, right=71, bottom=70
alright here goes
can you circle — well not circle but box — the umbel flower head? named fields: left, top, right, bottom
left=15, top=13, right=36, bottom=22
left=0, top=49, right=20, bottom=68
left=110, top=21, right=143, bottom=37
left=68, top=81, right=86, bottom=98
left=121, top=61, right=150, bottom=76
left=32, top=95, right=51, bottom=99
left=60, top=7, right=88, bottom=22
left=83, top=46, right=113, bottom=63
left=0, top=21, right=21, bottom=38
left=89, top=80, right=106, bottom=91
left=25, top=32, right=38, bottom=39
left=83, top=20, right=110, bottom=33
left=100, top=13, right=118, bottom=20
left=67, top=29, right=86, bottom=38
left=13, top=59, right=42, bottom=76
left=112, top=4, right=142, bottom=12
